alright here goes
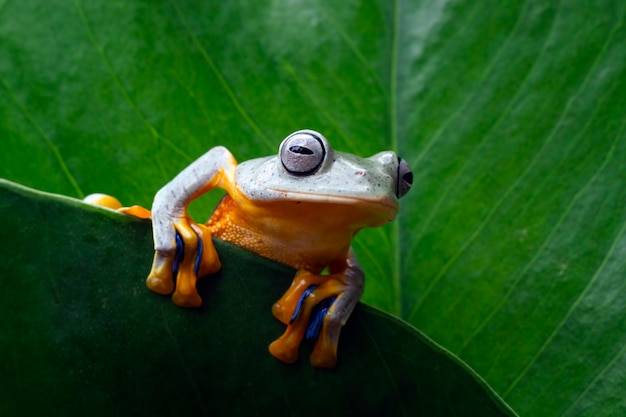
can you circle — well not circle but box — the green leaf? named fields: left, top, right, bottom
left=0, top=179, right=515, bottom=416
left=1, top=0, right=625, bottom=415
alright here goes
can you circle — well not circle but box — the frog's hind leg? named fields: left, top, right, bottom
left=309, top=283, right=361, bottom=368
left=269, top=249, right=364, bottom=368
left=271, top=270, right=329, bottom=324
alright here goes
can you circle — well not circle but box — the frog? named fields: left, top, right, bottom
left=85, top=130, right=412, bottom=368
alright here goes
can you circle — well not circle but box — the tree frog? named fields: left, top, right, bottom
left=86, top=130, right=412, bottom=368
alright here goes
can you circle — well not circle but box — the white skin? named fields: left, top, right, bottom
left=143, top=130, right=412, bottom=367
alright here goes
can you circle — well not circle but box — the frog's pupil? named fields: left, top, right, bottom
left=289, top=145, right=314, bottom=155
left=403, top=171, right=413, bottom=184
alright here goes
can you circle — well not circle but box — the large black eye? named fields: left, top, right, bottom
left=397, top=157, right=413, bottom=198
left=280, top=131, right=326, bottom=176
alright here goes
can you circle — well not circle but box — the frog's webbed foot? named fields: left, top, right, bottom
left=269, top=250, right=364, bottom=368
left=84, top=193, right=220, bottom=306
left=146, top=220, right=221, bottom=307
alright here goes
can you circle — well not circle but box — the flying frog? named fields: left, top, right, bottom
left=86, top=130, right=413, bottom=368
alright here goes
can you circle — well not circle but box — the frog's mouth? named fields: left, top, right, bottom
left=266, top=188, right=399, bottom=214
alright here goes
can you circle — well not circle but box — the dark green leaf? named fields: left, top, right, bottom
left=0, top=180, right=514, bottom=416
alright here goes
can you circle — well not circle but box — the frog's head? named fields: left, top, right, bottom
left=236, top=130, right=413, bottom=222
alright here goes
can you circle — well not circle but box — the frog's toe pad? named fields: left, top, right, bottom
left=268, top=339, right=299, bottom=364
left=310, top=349, right=337, bottom=368
left=84, top=193, right=123, bottom=209
left=272, top=303, right=291, bottom=325
left=146, top=276, right=174, bottom=294
left=172, top=290, right=203, bottom=307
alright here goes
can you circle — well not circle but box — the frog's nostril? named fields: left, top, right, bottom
left=396, top=157, right=413, bottom=198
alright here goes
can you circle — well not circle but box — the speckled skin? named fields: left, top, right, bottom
left=91, top=130, right=410, bottom=367
left=207, top=147, right=401, bottom=273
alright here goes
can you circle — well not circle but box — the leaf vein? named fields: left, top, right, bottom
left=457, top=78, right=624, bottom=353
left=498, top=2, right=626, bottom=394
left=390, top=0, right=401, bottom=318
left=407, top=0, right=617, bottom=324
left=73, top=0, right=192, bottom=161
left=402, top=0, right=553, bottom=280
left=0, top=76, right=84, bottom=198
left=169, top=0, right=272, bottom=151
left=563, top=330, right=626, bottom=416
left=504, top=201, right=626, bottom=398
left=280, top=60, right=355, bottom=152
left=408, top=0, right=530, bottom=170
left=315, top=4, right=386, bottom=98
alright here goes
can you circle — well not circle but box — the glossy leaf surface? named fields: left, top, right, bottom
left=1, top=1, right=626, bottom=415
left=0, top=180, right=514, bottom=416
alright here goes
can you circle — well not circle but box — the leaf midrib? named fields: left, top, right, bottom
left=389, top=0, right=401, bottom=316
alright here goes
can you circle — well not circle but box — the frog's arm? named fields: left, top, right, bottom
left=269, top=248, right=364, bottom=368
left=147, top=146, right=237, bottom=307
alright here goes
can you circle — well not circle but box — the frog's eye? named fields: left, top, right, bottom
left=280, top=131, right=326, bottom=176
left=397, top=157, right=413, bottom=198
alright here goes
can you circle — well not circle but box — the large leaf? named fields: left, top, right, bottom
left=0, top=179, right=515, bottom=416
left=1, top=0, right=625, bottom=415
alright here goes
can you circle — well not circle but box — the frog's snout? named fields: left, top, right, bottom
left=396, top=157, right=413, bottom=198
left=366, top=151, right=413, bottom=199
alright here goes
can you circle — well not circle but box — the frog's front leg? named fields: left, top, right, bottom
left=147, top=220, right=220, bottom=307
left=269, top=249, right=364, bottom=368
left=146, top=146, right=237, bottom=307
